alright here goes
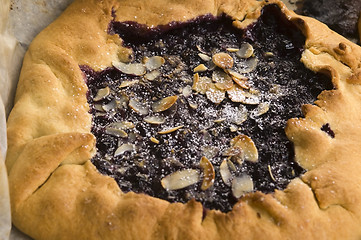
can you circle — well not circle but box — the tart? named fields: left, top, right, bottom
left=6, top=0, right=361, bottom=239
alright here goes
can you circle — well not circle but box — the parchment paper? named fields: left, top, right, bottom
left=1, top=0, right=299, bottom=239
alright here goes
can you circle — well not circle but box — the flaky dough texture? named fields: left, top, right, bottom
left=6, top=0, right=361, bottom=239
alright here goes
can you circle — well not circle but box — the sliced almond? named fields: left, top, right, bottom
left=198, top=53, right=211, bottom=62
left=251, top=102, right=270, bottom=118
left=227, top=85, right=246, bottom=103
left=129, top=99, right=149, bottom=115
left=268, top=165, right=276, bottom=182
left=182, top=85, right=192, bottom=97
left=206, top=84, right=225, bottom=104
left=228, top=70, right=250, bottom=89
left=108, top=121, right=135, bottom=130
left=220, top=159, right=232, bottom=186
left=233, top=105, right=248, bottom=125
left=242, top=91, right=260, bottom=105
left=93, top=86, right=110, bottom=101
left=201, top=146, right=219, bottom=159
left=200, top=156, right=215, bottom=190
left=152, top=95, right=178, bottom=113
left=113, top=61, right=146, bottom=76
left=192, top=73, right=211, bottom=94
left=161, top=169, right=200, bottom=191
left=193, top=64, right=208, bottom=72
left=227, top=160, right=237, bottom=171
left=102, top=99, right=117, bottom=112
left=144, top=56, right=165, bottom=71
left=144, top=116, right=166, bottom=125
left=232, top=134, right=258, bottom=162
left=226, top=47, right=240, bottom=52
left=214, top=118, right=226, bottom=123
left=105, top=128, right=128, bottom=138
left=212, top=52, right=234, bottom=69
left=231, top=174, right=254, bottom=198
left=114, top=144, right=135, bottom=157
left=115, top=94, right=129, bottom=109
left=119, top=80, right=139, bottom=89
left=188, top=101, right=198, bottom=109
left=237, top=57, right=258, bottom=73
left=236, top=43, right=254, bottom=59
left=158, top=125, right=184, bottom=134
left=150, top=137, right=160, bottom=144
left=145, top=70, right=161, bottom=81
left=93, top=104, right=105, bottom=112
left=212, top=69, right=233, bottom=90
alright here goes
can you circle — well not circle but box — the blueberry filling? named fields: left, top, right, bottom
left=321, top=123, right=335, bottom=138
left=82, top=5, right=333, bottom=212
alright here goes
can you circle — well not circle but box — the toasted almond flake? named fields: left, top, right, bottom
left=237, top=57, right=258, bottom=73
left=112, top=61, right=146, bottom=76
left=220, top=159, right=232, bottom=186
left=212, top=52, right=234, bottom=69
left=193, top=64, right=208, bottom=72
left=206, top=84, right=225, bottom=104
left=230, top=125, right=238, bottom=132
left=152, top=95, right=178, bottom=113
left=102, top=99, right=117, bottom=112
left=242, top=91, right=260, bottom=105
left=226, top=47, right=240, bottom=52
left=227, top=85, right=246, bottom=103
left=182, top=85, right=192, bottom=97
left=236, top=43, right=254, bottom=58
left=115, top=95, right=129, bottom=109
left=144, top=56, right=165, bottom=71
left=214, top=118, right=226, bottom=123
left=222, top=146, right=242, bottom=158
left=198, top=53, right=211, bottom=61
left=150, top=137, right=160, bottom=144
left=232, top=174, right=254, bottom=198
left=268, top=165, right=276, bottom=182
left=129, top=99, right=149, bottom=115
left=228, top=70, right=247, bottom=80
left=114, top=144, right=135, bottom=157
left=93, top=104, right=104, bottom=112
left=233, top=77, right=250, bottom=89
left=158, top=125, right=184, bottom=134
left=232, top=134, right=258, bottom=162
left=192, top=73, right=211, bottom=94
left=208, top=61, right=217, bottom=71
left=251, top=102, right=270, bottom=118
left=189, top=102, right=198, bottom=109
left=233, top=105, right=248, bottom=125
left=105, top=128, right=128, bottom=138
left=212, top=69, right=233, bottom=90
left=108, top=121, right=135, bottom=130
left=95, top=112, right=107, bottom=117
left=200, top=156, right=215, bottom=190
left=119, top=80, right=139, bottom=89
left=201, top=146, right=219, bottom=159
left=227, top=160, right=237, bottom=171
left=196, top=44, right=207, bottom=54
left=93, top=86, right=110, bottom=101
left=227, top=70, right=250, bottom=89
left=264, top=52, right=274, bottom=58
left=144, top=116, right=166, bottom=125
left=161, top=169, right=200, bottom=191
left=145, top=70, right=161, bottom=81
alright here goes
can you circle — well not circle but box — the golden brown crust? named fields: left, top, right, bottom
left=6, top=0, right=361, bottom=239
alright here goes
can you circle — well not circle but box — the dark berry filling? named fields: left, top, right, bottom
left=82, top=5, right=333, bottom=212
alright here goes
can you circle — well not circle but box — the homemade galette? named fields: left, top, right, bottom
left=6, top=0, right=361, bottom=239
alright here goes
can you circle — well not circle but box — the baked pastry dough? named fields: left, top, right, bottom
left=6, top=0, right=361, bottom=239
